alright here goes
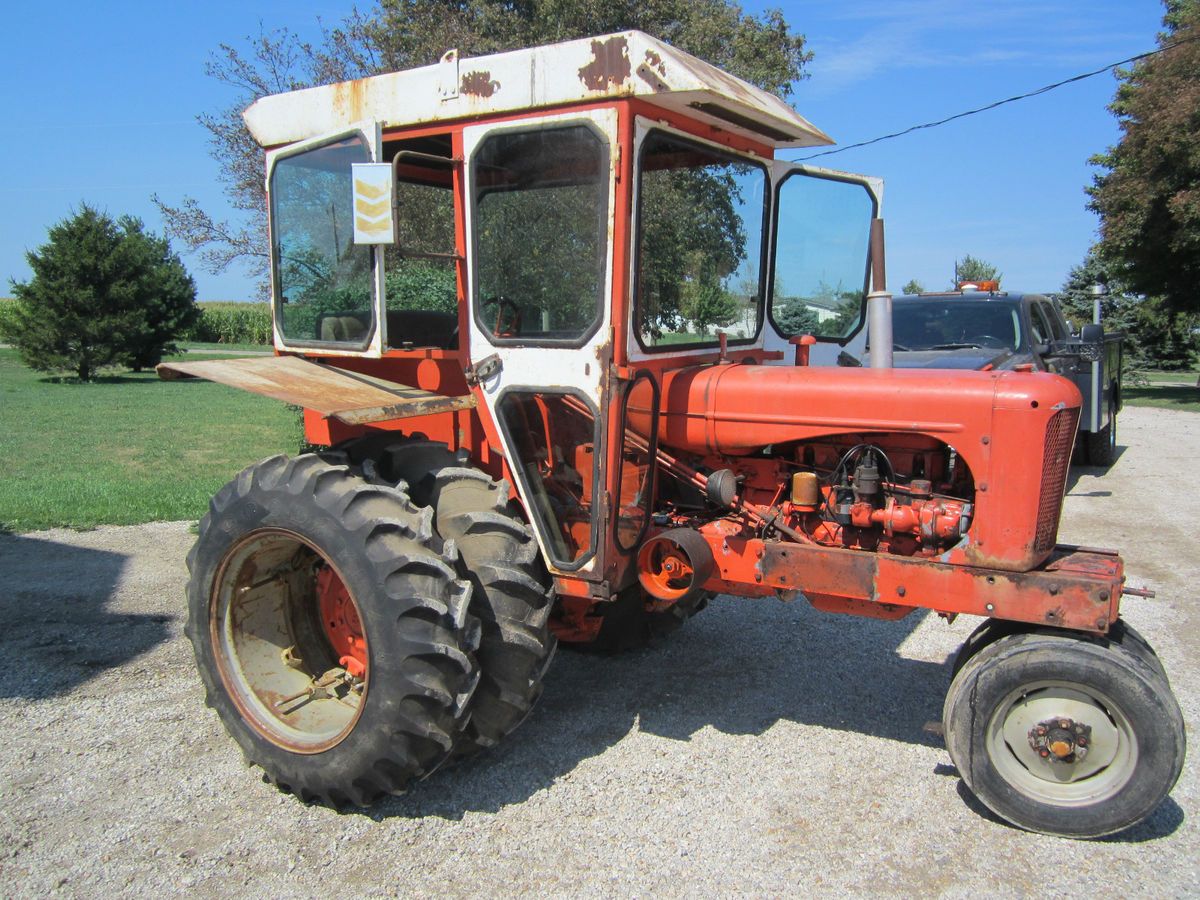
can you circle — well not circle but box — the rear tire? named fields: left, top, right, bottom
left=1085, top=397, right=1118, bottom=467
left=345, top=437, right=555, bottom=757
left=186, top=453, right=481, bottom=806
left=943, top=629, right=1184, bottom=837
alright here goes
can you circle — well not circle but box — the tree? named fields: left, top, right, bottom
left=953, top=255, right=1001, bottom=287
left=1088, top=1, right=1200, bottom=316
left=2, top=206, right=197, bottom=381
left=901, top=278, right=924, bottom=295
left=1059, top=246, right=1199, bottom=369
left=157, top=1, right=813, bottom=287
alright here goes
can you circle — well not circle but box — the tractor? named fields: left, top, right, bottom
left=161, top=31, right=1184, bottom=838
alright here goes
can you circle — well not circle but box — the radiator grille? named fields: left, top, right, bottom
left=1035, top=408, right=1079, bottom=553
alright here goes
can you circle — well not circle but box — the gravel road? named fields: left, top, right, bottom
left=2, top=405, right=1197, bottom=897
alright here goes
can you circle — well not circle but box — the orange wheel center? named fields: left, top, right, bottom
left=316, top=566, right=367, bottom=679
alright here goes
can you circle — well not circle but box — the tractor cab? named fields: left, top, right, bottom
left=188, top=31, right=883, bottom=589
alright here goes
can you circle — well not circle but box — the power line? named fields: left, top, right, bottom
left=797, top=35, right=1200, bottom=160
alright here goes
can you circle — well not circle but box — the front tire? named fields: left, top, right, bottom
left=187, top=453, right=480, bottom=806
left=943, top=629, right=1184, bottom=837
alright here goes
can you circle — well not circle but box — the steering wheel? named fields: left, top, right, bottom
left=485, top=295, right=522, bottom=337
left=973, top=334, right=1008, bottom=349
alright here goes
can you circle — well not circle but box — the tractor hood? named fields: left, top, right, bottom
left=639, top=362, right=1080, bottom=457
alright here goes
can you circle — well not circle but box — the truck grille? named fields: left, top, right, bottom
left=1035, top=408, right=1080, bottom=554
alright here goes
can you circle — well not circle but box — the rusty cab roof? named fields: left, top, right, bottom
left=242, top=31, right=833, bottom=151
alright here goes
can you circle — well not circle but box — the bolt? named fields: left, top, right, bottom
left=1099, top=590, right=1110, bottom=601
left=896, top=586, right=906, bottom=597
left=981, top=436, right=990, bottom=445
left=1096, top=617, right=1108, bottom=630
left=754, top=573, right=762, bottom=583
left=979, top=483, right=988, bottom=492
left=1048, top=584, right=1059, bottom=596
left=985, top=603, right=995, bottom=612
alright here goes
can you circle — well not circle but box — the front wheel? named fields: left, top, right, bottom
left=943, top=629, right=1184, bottom=838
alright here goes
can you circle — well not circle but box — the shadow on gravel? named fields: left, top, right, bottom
left=365, top=599, right=949, bottom=823
left=0, top=533, right=171, bottom=699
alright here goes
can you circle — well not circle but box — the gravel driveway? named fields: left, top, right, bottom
left=2, top=406, right=1197, bottom=897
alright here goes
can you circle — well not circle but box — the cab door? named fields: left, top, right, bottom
left=461, top=109, right=619, bottom=578
left=761, top=162, right=883, bottom=367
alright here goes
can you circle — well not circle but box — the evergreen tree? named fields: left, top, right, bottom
left=3, top=206, right=198, bottom=381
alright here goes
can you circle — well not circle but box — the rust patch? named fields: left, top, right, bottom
left=460, top=70, right=499, bottom=97
left=644, top=49, right=667, bottom=76
left=578, top=36, right=631, bottom=91
left=636, top=63, right=670, bottom=93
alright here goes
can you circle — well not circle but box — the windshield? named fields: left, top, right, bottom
left=635, top=131, right=767, bottom=350
left=892, top=300, right=1022, bottom=352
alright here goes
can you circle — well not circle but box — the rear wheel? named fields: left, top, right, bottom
left=344, top=437, right=555, bottom=756
left=187, top=453, right=480, bottom=806
left=1085, top=396, right=1118, bottom=467
left=943, top=629, right=1184, bottom=837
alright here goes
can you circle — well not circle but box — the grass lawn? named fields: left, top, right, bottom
left=0, top=348, right=298, bottom=532
left=1122, top=382, right=1200, bottom=413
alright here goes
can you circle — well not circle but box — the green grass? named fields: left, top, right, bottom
left=1122, top=382, right=1200, bottom=413
left=1137, top=370, right=1199, bottom=384
left=177, top=341, right=271, bottom=353
left=0, top=348, right=298, bottom=532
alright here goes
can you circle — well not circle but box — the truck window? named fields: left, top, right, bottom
left=1029, top=303, right=1053, bottom=346
left=472, top=124, right=608, bottom=344
left=270, top=133, right=375, bottom=348
left=635, top=131, right=767, bottom=350
left=1035, top=302, right=1067, bottom=341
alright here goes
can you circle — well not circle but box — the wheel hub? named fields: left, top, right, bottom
left=1028, top=716, right=1092, bottom=763
left=316, top=565, right=367, bottom=679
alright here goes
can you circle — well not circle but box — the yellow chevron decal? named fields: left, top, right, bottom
left=355, top=197, right=390, bottom=218
left=354, top=179, right=388, bottom=200
left=356, top=215, right=391, bottom=235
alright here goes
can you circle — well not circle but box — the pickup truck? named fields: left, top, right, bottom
left=887, top=290, right=1125, bottom=465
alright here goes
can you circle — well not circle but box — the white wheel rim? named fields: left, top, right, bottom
left=987, top=680, right=1137, bottom=805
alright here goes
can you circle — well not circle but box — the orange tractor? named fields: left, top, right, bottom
left=163, top=32, right=1184, bottom=838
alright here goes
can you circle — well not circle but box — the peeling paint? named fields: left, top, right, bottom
left=460, top=70, right=500, bottom=97
left=578, top=36, right=631, bottom=91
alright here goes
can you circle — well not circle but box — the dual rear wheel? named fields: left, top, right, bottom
left=187, top=441, right=554, bottom=806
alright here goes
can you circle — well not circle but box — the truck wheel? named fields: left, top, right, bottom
left=943, top=630, right=1184, bottom=838
left=186, top=453, right=480, bottom=806
left=346, top=437, right=555, bottom=757
left=1085, top=397, right=1118, bottom=467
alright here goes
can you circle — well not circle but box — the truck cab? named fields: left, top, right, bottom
left=889, top=289, right=1124, bottom=464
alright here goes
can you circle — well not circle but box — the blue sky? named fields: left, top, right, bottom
left=0, top=1, right=1166, bottom=300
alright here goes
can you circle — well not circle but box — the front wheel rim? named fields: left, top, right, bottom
left=211, top=528, right=368, bottom=753
left=986, top=679, right=1137, bottom=805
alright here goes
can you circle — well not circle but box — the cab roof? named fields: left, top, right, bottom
left=243, top=31, right=834, bottom=151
